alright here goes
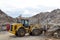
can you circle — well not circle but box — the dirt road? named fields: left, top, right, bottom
left=0, top=31, right=60, bottom=40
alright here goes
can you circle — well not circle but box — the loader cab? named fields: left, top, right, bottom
left=21, top=19, right=29, bottom=27
left=16, top=18, right=29, bottom=28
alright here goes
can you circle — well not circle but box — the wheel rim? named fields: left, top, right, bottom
left=20, top=31, right=25, bottom=35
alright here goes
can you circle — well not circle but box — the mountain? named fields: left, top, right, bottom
left=29, top=9, right=60, bottom=24
left=0, top=10, right=15, bottom=25
left=1, top=8, right=60, bottom=25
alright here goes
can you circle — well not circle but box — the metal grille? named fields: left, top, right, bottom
left=10, top=25, right=13, bottom=31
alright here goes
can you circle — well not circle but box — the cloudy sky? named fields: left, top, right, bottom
left=0, top=0, right=60, bottom=18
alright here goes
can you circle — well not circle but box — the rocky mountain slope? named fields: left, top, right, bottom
left=29, top=9, right=60, bottom=24
left=1, top=9, right=60, bottom=25
left=0, top=10, right=15, bottom=25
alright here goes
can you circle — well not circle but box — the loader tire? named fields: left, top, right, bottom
left=39, top=29, right=43, bottom=34
left=16, top=28, right=26, bottom=37
left=15, top=32, right=18, bottom=36
left=32, top=29, right=40, bottom=36
left=29, top=32, right=32, bottom=35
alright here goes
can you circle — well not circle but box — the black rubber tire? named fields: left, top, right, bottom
left=39, top=29, right=43, bottom=34
left=16, top=28, right=26, bottom=37
left=32, top=29, right=41, bottom=36
left=15, top=31, right=18, bottom=36
left=29, top=32, right=32, bottom=35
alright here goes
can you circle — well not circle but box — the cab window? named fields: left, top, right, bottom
left=25, top=20, right=29, bottom=25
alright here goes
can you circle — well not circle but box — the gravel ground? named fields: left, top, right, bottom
left=0, top=31, right=60, bottom=40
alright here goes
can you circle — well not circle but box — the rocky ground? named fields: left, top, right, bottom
left=0, top=31, right=60, bottom=40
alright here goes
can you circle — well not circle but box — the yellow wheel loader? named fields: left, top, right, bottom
left=7, top=18, right=43, bottom=37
